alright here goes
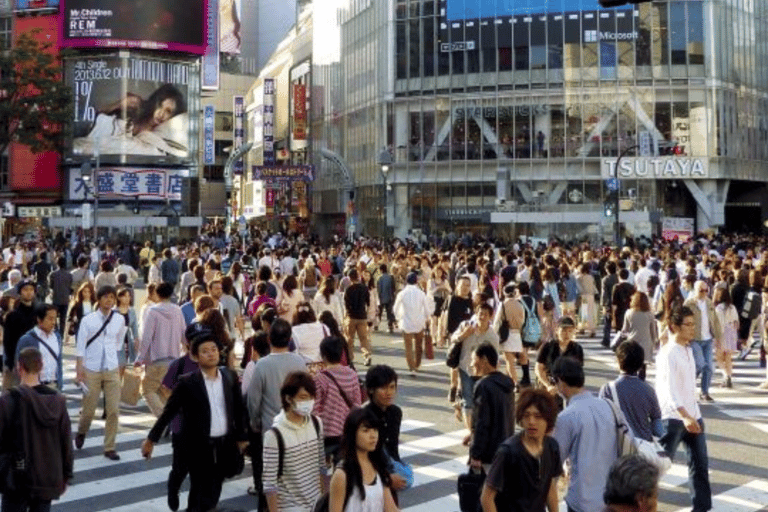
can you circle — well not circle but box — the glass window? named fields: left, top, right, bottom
left=687, top=1, right=704, bottom=65
left=514, top=21, right=530, bottom=71
left=669, top=2, right=687, bottom=65
left=548, top=17, right=563, bottom=70
left=654, top=3, right=669, bottom=66
left=0, top=17, right=10, bottom=51
left=423, top=17, right=435, bottom=76
left=483, top=47, right=497, bottom=72
left=499, top=47, right=513, bottom=71
left=397, top=22, right=407, bottom=79
left=636, top=5, right=652, bottom=68
left=409, top=19, right=420, bottom=77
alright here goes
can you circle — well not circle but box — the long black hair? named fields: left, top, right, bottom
left=338, top=407, right=391, bottom=508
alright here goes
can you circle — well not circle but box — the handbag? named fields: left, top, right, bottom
left=120, top=366, right=142, bottom=406
left=608, top=382, right=671, bottom=474
left=0, top=390, right=31, bottom=494
left=457, top=468, right=485, bottom=512
left=423, top=329, right=434, bottom=360
left=497, top=301, right=509, bottom=342
left=446, top=340, right=462, bottom=368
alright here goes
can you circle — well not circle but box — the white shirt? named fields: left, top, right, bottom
left=655, top=340, right=701, bottom=421
left=32, top=326, right=59, bottom=384
left=279, top=256, right=297, bottom=277
left=634, top=267, right=654, bottom=294
left=204, top=369, right=228, bottom=437
left=697, top=299, right=712, bottom=340
left=76, top=308, right=126, bottom=372
left=393, top=284, right=431, bottom=334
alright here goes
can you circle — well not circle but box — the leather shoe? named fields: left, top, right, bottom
left=104, top=450, right=121, bottom=461
left=74, top=433, right=85, bottom=450
left=167, top=489, right=180, bottom=511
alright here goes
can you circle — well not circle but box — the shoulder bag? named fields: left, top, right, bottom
left=497, top=301, right=509, bottom=342
left=0, top=390, right=31, bottom=493
left=84, top=310, right=116, bottom=350
left=321, top=370, right=354, bottom=409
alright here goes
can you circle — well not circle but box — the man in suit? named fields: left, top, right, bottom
left=48, top=256, right=73, bottom=337
left=141, top=332, right=248, bottom=512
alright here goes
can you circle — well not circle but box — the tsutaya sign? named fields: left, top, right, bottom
left=602, top=157, right=709, bottom=180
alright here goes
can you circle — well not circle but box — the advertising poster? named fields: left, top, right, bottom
left=220, top=0, right=241, bottom=54
left=292, top=83, right=307, bottom=146
left=202, top=0, right=220, bottom=90
left=263, top=78, right=275, bottom=166
left=204, top=105, right=215, bottom=165
left=61, top=0, right=206, bottom=54
left=69, top=167, right=186, bottom=201
left=233, top=95, right=245, bottom=174
left=66, top=54, right=193, bottom=163
left=15, top=0, right=58, bottom=10
left=662, top=217, right=694, bottom=242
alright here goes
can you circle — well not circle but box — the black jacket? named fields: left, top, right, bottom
left=344, top=282, right=370, bottom=320
left=4, top=302, right=37, bottom=370
left=471, top=371, right=515, bottom=464
left=148, top=367, right=247, bottom=447
left=0, top=385, right=73, bottom=500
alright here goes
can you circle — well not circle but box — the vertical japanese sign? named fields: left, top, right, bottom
left=263, top=78, right=275, bottom=166
left=233, top=95, right=245, bottom=174
left=204, top=105, right=215, bottom=165
left=202, top=0, right=220, bottom=90
left=292, top=83, right=307, bottom=148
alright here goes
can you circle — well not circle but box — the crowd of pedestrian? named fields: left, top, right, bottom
left=0, top=228, right=768, bottom=511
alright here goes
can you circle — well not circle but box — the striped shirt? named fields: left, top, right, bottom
left=263, top=412, right=325, bottom=511
left=313, top=366, right=362, bottom=438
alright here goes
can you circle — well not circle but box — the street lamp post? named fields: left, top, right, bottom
left=612, top=144, right=639, bottom=247
left=378, top=148, right=392, bottom=238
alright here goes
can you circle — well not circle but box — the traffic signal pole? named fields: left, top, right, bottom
left=612, top=144, right=639, bottom=247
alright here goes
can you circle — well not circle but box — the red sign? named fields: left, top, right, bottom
left=266, top=189, right=275, bottom=207
left=293, top=84, right=307, bottom=141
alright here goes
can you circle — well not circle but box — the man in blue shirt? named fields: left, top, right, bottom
left=180, top=285, right=205, bottom=327
left=552, top=356, right=622, bottom=512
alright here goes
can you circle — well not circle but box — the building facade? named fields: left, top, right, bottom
left=308, top=0, right=768, bottom=241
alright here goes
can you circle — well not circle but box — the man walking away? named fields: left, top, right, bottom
left=552, top=356, right=622, bottom=512
left=48, top=257, right=73, bottom=338
left=0, top=347, right=73, bottom=512
left=393, top=272, right=430, bottom=375
left=343, top=269, right=372, bottom=366
left=376, top=264, right=396, bottom=332
left=136, top=282, right=186, bottom=417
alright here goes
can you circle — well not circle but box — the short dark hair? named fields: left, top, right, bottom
left=18, top=347, right=43, bottom=374
left=280, top=371, right=316, bottom=410
left=603, top=455, right=660, bottom=506
left=348, top=268, right=359, bottom=281
left=250, top=330, right=271, bottom=358
left=269, top=318, right=293, bottom=348
left=515, top=388, right=558, bottom=433
left=616, top=341, right=645, bottom=375
left=551, top=356, right=585, bottom=388
left=96, top=285, right=117, bottom=300
left=319, top=336, right=345, bottom=364
left=474, top=343, right=499, bottom=368
left=57, top=256, right=66, bottom=268
left=34, top=303, right=57, bottom=321
left=668, top=305, right=694, bottom=328
left=365, top=364, right=398, bottom=396
left=476, top=302, right=494, bottom=316
left=190, top=335, right=221, bottom=356
left=156, top=282, right=174, bottom=299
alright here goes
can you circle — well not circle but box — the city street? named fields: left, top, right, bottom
left=50, top=323, right=768, bottom=512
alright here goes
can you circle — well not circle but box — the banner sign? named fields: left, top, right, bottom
left=202, top=0, right=220, bottom=90
left=220, top=0, right=241, bottom=54
left=15, top=0, right=57, bottom=10
left=292, top=83, right=307, bottom=142
left=233, top=95, right=244, bottom=174
left=662, top=217, right=694, bottom=242
left=252, top=165, right=315, bottom=182
left=66, top=54, right=193, bottom=163
left=61, top=0, right=207, bottom=54
left=602, top=157, right=709, bottom=180
left=203, top=105, right=215, bottom=165
left=263, top=78, right=275, bottom=165
left=69, top=167, right=186, bottom=201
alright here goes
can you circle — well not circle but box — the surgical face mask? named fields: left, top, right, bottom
left=294, top=399, right=315, bottom=416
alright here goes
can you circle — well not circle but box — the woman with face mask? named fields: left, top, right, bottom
left=263, top=371, right=327, bottom=512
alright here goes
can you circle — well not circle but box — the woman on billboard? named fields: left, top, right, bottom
left=73, top=84, right=189, bottom=158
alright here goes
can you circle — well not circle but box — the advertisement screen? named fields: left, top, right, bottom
left=15, top=0, right=58, bottom=10
left=66, top=54, right=193, bottom=164
left=61, top=0, right=206, bottom=54
left=445, top=0, right=619, bottom=20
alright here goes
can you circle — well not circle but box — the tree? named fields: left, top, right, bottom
left=0, top=29, right=72, bottom=157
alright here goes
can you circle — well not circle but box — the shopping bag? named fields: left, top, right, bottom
left=423, top=330, right=434, bottom=360
left=121, top=367, right=142, bottom=406
left=457, top=468, right=485, bottom=512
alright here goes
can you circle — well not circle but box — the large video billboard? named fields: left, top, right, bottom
left=446, top=0, right=619, bottom=20
left=15, top=0, right=59, bottom=10
left=66, top=54, right=194, bottom=164
left=60, top=0, right=207, bottom=54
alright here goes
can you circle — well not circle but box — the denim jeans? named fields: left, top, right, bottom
left=691, top=338, right=714, bottom=395
left=660, top=418, right=712, bottom=512
left=458, top=368, right=476, bottom=411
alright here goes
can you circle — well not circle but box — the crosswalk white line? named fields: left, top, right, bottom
left=400, top=430, right=467, bottom=455
left=402, top=494, right=460, bottom=512
left=73, top=437, right=173, bottom=472
left=674, top=480, right=768, bottom=512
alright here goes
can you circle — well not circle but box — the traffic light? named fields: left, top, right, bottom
left=599, top=0, right=651, bottom=8
left=604, top=189, right=618, bottom=217
left=604, top=201, right=615, bottom=217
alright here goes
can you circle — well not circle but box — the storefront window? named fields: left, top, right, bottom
left=687, top=1, right=704, bottom=66
left=669, top=2, right=687, bottom=65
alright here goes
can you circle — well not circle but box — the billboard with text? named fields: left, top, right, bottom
left=61, top=0, right=207, bottom=54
